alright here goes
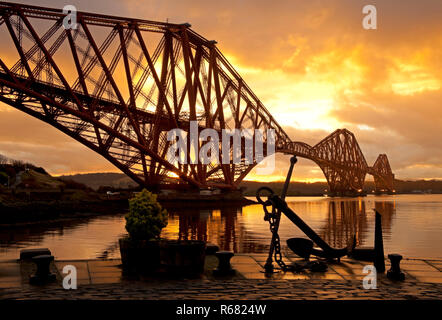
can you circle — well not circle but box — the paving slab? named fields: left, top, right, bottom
left=401, top=261, right=439, bottom=271
left=250, top=254, right=270, bottom=263
left=308, top=272, right=345, bottom=280
left=406, top=271, right=442, bottom=282
left=87, top=259, right=122, bottom=267
left=239, top=272, right=269, bottom=279
left=55, top=261, right=90, bottom=281
left=231, top=256, right=263, bottom=274
left=424, top=261, right=442, bottom=271
left=89, top=271, right=122, bottom=278
left=231, top=256, right=257, bottom=265
left=0, top=262, right=21, bottom=286
left=0, top=281, right=20, bottom=289
left=329, top=264, right=361, bottom=276
left=90, top=277, right=122, bottom=285
left=276, top=273, right=311, bottom=280
left=87, top=260, right=122, bottom=274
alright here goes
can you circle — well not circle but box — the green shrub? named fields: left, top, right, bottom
left=125, top=189, right=168, bottom=240
left=0, top=171, right=8, bottom=185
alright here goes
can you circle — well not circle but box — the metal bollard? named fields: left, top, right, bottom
left=30, top=254, right=56, bottom=284
left=387, top=254, right=405, bottom=281
left=213, top=251, right=235, bottom=276
left=205, top=243, right=220, bottom=255
left=20, top=248, right=51, bottom=260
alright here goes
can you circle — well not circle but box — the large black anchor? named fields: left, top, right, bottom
left=256, top=156, right=351, bottom=272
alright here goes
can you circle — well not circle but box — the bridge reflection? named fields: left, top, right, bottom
left=165, top=205, right=246, bottom=253
left=0, top=198, right=397, bottom=259
left=163, top=198, right=397, bottom=253
left=318, top=200, right=396, bottom=249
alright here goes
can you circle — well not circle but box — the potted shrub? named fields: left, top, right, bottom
left=119, top=189, right=206, bottom=276
left=119, top=189, right=168, bottom=274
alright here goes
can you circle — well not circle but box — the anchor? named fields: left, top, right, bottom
left=256, top=155, right=388, bottom=273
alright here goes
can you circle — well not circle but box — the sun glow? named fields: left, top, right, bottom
left=167, top=172, right=179, bottom=178
left=227, top=56, right=342, bottom=131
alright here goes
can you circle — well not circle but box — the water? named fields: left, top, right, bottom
left=1, top=194, right=441, bottom=261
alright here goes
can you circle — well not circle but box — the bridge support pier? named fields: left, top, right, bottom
left=320, top=164, right=366, bottom=197
left=370, top=154, right=395, bottom=194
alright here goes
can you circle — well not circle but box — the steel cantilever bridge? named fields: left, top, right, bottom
left=0, top=2, right=394, bottom=195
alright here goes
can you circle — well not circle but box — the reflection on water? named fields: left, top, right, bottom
left=164, top=198, right=397, bottom=254
left=0, top=216, right=127, bottom=261
left=1, top=195, right=441, bottom=261
left=320, top=200, right=395, bottom=249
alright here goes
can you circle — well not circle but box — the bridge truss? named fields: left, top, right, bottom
left=0, top=2, right=394, bottom=194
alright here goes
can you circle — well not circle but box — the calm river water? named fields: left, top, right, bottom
left=1, top=194, right=441, bottom=261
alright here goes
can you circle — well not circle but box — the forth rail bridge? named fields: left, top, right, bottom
left=0, top=2, right=394, bottom=196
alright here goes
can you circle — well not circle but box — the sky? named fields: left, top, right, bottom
left=0, top=0, right=441, bottom=182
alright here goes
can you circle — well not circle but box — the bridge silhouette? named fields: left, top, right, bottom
left=0, top=2, right=394, bottom=195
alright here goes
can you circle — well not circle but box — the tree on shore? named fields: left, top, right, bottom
left=0, top=154, right=8, bottom=165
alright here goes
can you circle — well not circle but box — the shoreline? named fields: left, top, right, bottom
left=0, top=191, right=438, bottom=227
left=0, top=199, right=129, bottom=226
left=0, top=195, right=255, bottom=227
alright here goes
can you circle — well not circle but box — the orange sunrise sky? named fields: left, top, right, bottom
left=0, top=0, right=441, bottom=182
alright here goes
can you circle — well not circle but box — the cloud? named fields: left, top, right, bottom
left=0, top=108, right=115, bottom=174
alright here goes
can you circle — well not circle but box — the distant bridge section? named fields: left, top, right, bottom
left=280, top=129, right=394, bottom=195
left=0, top=2, right=394, bottom=195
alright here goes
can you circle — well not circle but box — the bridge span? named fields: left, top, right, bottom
left=0, top=2, right=394, bottom=195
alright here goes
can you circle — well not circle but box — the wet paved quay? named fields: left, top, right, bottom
left=1, top=253, right=441, bottom=299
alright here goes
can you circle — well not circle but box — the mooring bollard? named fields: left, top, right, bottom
left=387, top=254, right=405, bottom=281
left=30, top=254, right=56, bottom=284
left=213, top=251, right=235, bottom=276
left=19, top=248, right=51, bottom=261
left=205, top=243, right=220, bottom=255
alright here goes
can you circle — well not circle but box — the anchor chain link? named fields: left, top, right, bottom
left=263, top=200, right=289, bottom=271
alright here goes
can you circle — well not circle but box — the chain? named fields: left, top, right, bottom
left=259, top=156, right=298, bottom=273
left=263, top=201, right=289, bottom=271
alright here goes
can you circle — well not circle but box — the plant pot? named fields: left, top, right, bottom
left=119, top=237, right=160, bottom=274
left=159, top=240, right=206, bottom=275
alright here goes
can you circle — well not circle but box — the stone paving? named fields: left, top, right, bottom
left=1, top=278, right=441, bottom=300
left=1, top=253, right=441, bottom=300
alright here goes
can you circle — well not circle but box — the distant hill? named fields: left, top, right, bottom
left=16, top=169, right=65, bottom=189
left=3, top=154, right=442, bottom=195
left=240, top=179, right=442, bottom=196
left=58, top=172, right=137, bottom=190
left=393, top=179, right=442, bottom=194
left=0, top=155, right=89, bottom=191
left=0, top=167, right=91, bottom=191
left=57, top=172, right=442, bottom=195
